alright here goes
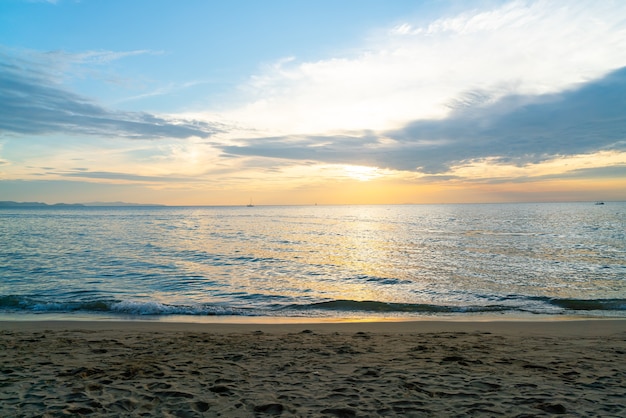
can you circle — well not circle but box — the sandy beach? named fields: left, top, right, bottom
left=1, top=320, right=625, bottom=417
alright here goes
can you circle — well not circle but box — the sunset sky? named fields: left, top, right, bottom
left=1, top=0, right=625, bottom=205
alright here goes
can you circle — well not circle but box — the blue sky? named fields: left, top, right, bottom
left=1, top=0, right=428, bottom=112
left=1, top=0, right=625, bottom=205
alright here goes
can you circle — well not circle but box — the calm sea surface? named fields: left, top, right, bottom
left=1, top=203, right=624, bottom=321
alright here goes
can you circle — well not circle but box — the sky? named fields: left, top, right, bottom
left=0, top=0, right=625, bottom=205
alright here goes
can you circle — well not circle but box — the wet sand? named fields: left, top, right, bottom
left=1, top=320, right=625, bottom=417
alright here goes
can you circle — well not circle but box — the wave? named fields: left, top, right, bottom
left=109, top=300, right=250, bottom=316
left=0, top=296, right=252, bottom=316
left=1, top=295, right=625, bottom=317
left=545, top=298, right=626, bottom=311
left=286, top=300, right=510, bottom=313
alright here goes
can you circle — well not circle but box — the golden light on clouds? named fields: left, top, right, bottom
left=448, top=151, right=626, bottom=181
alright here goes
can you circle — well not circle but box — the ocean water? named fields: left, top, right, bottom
left=1, top=203, right=624, bottom=321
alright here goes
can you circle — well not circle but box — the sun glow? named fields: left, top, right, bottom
left=342, top=165, right=383, bottom=181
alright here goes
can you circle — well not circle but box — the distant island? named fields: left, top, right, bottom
left=0, top=201, right=165, bottom=207
left=0, top=201, right=84, bottom=207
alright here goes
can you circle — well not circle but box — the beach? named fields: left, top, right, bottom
left=1, top=320, right=625, bottom=417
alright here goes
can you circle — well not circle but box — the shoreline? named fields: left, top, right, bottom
left=1, top=309, right=624, bottom=325
left=2, top=318, right=626, bottom=335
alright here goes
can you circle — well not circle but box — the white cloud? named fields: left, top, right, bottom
left=220, top=0, right=626, bottom=136
left=47, top=49, right=159, bottom=65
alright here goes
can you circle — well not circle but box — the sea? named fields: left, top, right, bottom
left=1, top=202, right=624, bottom=322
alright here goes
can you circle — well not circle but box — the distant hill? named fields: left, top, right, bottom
left=0, top=201, right=84, bottom=207
left=0, top=201, right=165, bottom=207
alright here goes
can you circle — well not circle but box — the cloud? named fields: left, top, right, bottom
left=0, top=51, right=220, bottom=139
left=223, top=0, right=626, bottom=135
left=219, top=66, right=626, bottom=174
left=388, top=66, right=626, bottom=173
left=220, top=133, right=381, bottom=166
left=544, top=165, right=626, bottom=180
left=58, top=170, right=193, bottom=183
left=46, top=49, right=161, bottom=66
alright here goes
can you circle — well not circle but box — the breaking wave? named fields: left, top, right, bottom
left=2, top=295, right=625, bottom=318
left=285, top=300, right=510, bottom=313
left=0, top=296, right=252, bottom=316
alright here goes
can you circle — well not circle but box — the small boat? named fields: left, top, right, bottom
left=247, top=199, right=254, bottom=207
left=594, top=201, right=605, bottom=205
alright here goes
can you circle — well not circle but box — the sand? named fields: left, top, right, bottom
left=1, top=319, right=625, bottom=417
